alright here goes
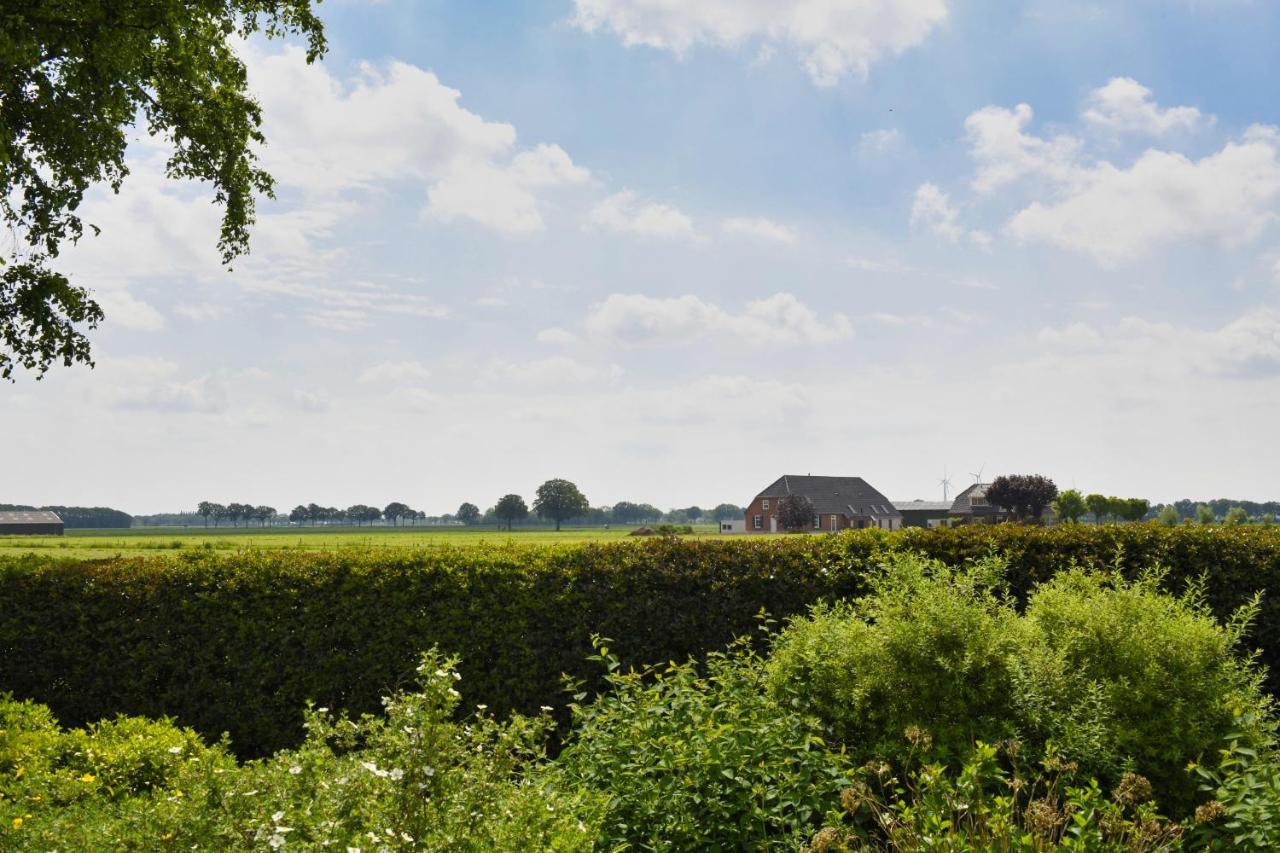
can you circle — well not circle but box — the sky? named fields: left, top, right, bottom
left=5, top=0, right=1280, bottom=515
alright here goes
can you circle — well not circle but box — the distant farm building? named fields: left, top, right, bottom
left=893, top=500, right=953, bottom=528
left=745, top=475, right=903, bottom=533
left=0, top=510, right=64, bottom=536
left=893, top=482, right=1056, bottom=527
left=719, top=519, right=745, bottom=534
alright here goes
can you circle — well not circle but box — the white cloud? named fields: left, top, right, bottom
left=1008, top=130, right=1280, bottom=264
left=536, top=327, right=579, bottom=345
left=721, top=216, right=798, bottom=244
left=964, top=103, right=1081, bottom=194
left=426, top=144, right=590, bottom=236
left=1083, top=77, right=1206, bottom=136
left=93, top=358, right=227, bottom=414
left=291, top=389, right=332, bottom=413
left=571, top=0, right=950, bottom=85
left=910, top=183, right=991, bottom=247
left=584, top=292, right=851, bottom=346
left=858, top=128, right=904, bottom=156
left=587, top=191, right=697, bottom=240
left=95, top=290, right=166, bottom=331
left=244, top=45, right=588, bottom=235
left=174, top=302, right=228, bottom=322
left=482, top=355, right=623, bottom=387
left=1035, top=308, right=1280, bottom=378
left=359, top=361, right=433, bottom=384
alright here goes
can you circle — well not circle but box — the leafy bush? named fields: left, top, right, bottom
left=6, top=524, right=1280, bottom=757
left=1016, top=569, right=1271, bottom=811
left=766, top=555, right=1027, bottom=765
left=768, top=556, right=1272, bottom=815
left=1188, top=717, right=1280, bottom=851
left=807, top=742, right=1185, bottom=851
left=0, top=653, right=601, bottom=850
left=552, top=636, right=853, bottom=850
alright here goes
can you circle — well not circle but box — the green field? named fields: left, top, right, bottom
left=0, top=523, right=727, bottom=558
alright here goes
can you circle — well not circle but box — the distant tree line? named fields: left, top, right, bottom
left=0, top=504, right=132, bottom=529
left=183, top=482, right=746, bottom=531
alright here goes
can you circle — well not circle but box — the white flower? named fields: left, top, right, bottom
left=288, top=765, right=302, bottom=775
left=272, top=811, right=286, bottom=823
left=476, top=704, right=487, bottom=711
left=268, top=834, right=286, bottom=848
left=347, top=848, right=361, bottom=853
left=388, top=768, right=404, bottom=781
left=317, top=707, right=328, bottom=713
left=447, top=688, right=459, bottom=698
left=434, top=669, right=448, bottom=678
left=540, top=705, right=554, bottom=713
left=167, top=746, right=183, bottom=754
left=361, top=761, right=389, bottom=778
left=423, top=766, right=435, bottom=777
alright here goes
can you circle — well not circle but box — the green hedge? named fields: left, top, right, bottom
left=2, top=525, right=1280, bottom=757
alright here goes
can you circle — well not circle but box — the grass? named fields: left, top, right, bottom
left=0, top=523, right=729, bottom=558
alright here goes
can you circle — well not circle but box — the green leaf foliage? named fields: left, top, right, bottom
left=6, top=524, right=1280, bottom=761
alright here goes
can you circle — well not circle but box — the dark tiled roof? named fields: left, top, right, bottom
left=893, top=501, right=953, bottom=512
left=0, top=510, right=62, bottom=525
left=756, top=475, right=902, bottom=519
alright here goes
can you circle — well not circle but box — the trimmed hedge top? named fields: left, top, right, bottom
left=3, top=525, right=1280, bottom=756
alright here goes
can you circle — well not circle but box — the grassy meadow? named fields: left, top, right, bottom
left=0, top=523, right=727, bottom=558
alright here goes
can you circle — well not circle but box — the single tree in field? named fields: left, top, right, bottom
left=1053, top=489, right=1087, bottom=523
left=289, top=505, right=308, bottom=525
left=1157, top=505, right=1180, bottom=526
left=1085, top=493, right=1111, bottom=525
left=384, top=502, right=411, bottom=526
left=1225, top=506, right=1249, bottom=526
left=494, top=494, right=529, bottom=531
left=456, top=503, right=481, bottom=525
left=1263, top=513, right=1276, bottom=527
left=254, top=506, right=276, bottom=527
left=1120, top=498, right=1151, bottom=523
left=986, top=475, right=1058, bottom=523
left=1, top=2, right=327, bottom=380
left=533, top=479, right=589, bottom=531
left=777, top=494, right=816, bottom=532
left=711, top=503, right=745, bottom=522
left=1195, top=504, right=1217, bottom=525
left=197, top=501, right=215, bottom=528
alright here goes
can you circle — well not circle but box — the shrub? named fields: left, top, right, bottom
left=767, top=556, right=1272, bottom=815
left=7, top=524, right=1280, bottom=757
left=1188, top=717, right=1280, bottom=851
left=807, top=742, right=1185, bottom=851
left=552, top=636, right=853, bottom=850
left=766, top=555, right=1027, bottom=766
left=1015, top=569, right=1271, bottom=811
left=0, top=653, right=602, bottom=851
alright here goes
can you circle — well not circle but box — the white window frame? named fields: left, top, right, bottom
left=762, top=499, right=770, bottom=510
left=813, top=514, right=821, bottom=529
left=753, top=514, right=763, bottom=530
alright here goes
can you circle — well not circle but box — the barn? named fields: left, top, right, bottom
left=0, top=510, right=65, bottom=536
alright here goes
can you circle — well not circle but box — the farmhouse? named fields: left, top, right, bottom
left=0, top=510, right=64, bottom=536
left=745, top=475, right=903, bottom=533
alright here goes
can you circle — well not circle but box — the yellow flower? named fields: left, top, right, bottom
left=80, top=773, right=96, bottom=783
left=160, top=833, right=175, bottom=841
left=11, top=817, right=22, bottom=830
left=13, top=767, right=23, bottom=780
left=174, top=789, right=184, bottom=798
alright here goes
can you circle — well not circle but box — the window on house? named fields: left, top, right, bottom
left=753, top=515, right=763, bottom=530
left=762, top=499, right=770, bottom=510
left=813, top=515, right=821, bottom=529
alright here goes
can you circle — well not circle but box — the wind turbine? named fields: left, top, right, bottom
left=938, top=468, right=953, bottom=502
left=969, top=463, right=986, bottom=485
